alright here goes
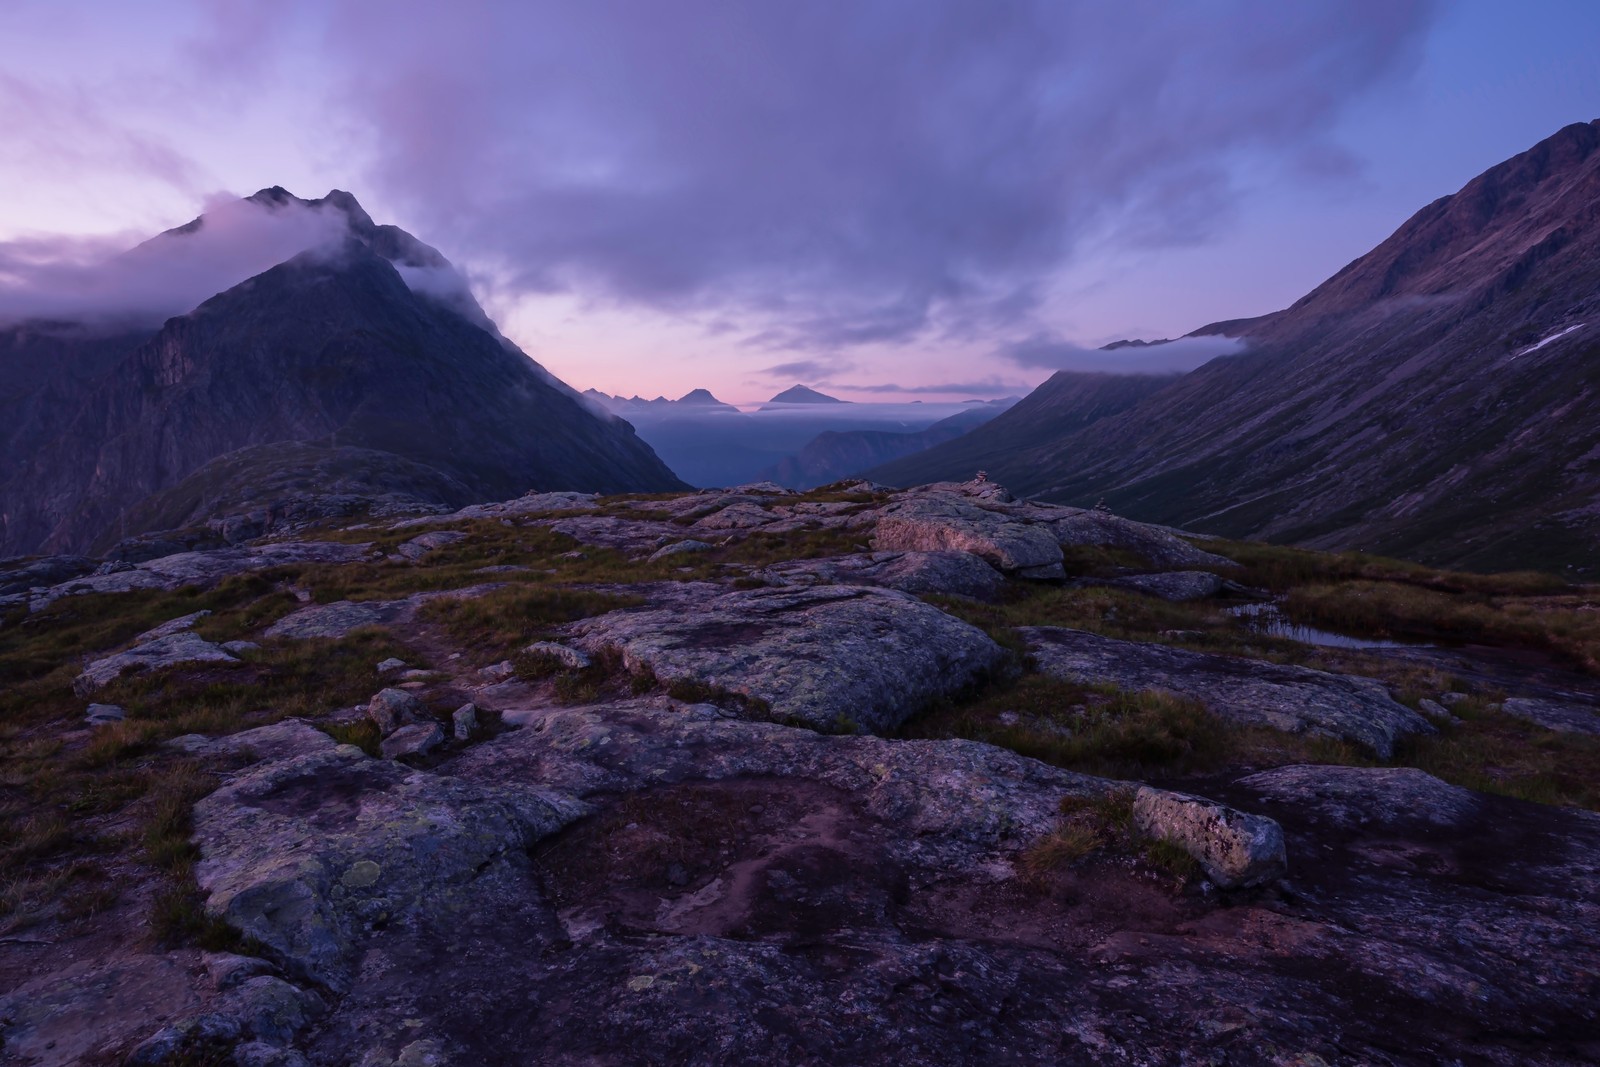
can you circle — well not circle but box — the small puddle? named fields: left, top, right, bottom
left=1225, top=601, right=1427, bottom=650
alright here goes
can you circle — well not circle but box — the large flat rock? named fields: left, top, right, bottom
left=566, top=584, right=1007, bottom=733
left=1021, top=626, right=1432, bottom=757
left=759, top=550, right=1006, bottom=601
left=872, top=495, right=1064, bottom=577
left=73, top=630, right=240, bottom=695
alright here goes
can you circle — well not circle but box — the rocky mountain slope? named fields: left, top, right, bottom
left=0, top=189, right=685, bottom=558
left=869, top=120, right=1600, bottom=573
left=3, top=477, right=1598, bottom=1063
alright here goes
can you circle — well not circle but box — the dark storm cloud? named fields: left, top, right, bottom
left=205, top=1, right=1437, bottom=346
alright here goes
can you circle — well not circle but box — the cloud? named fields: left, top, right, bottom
left=759, top=357, right=855, bottom=381
left=188, top=0, right=1435, bottom=349
left=827, top=378, right=1033, bottom=397
left=0, top=195, right=352, bottom=327
left=999, top=332, right=1245, bottom=374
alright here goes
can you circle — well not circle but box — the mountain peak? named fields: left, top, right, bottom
left=767, top=385, right=845, bottom=405
left=676, top=388, right=728, bottom=405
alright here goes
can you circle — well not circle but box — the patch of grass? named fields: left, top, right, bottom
left=1394, top=711, right=1600, bottom=809
left=421, top=586, right=644, bottom=662
left=1141, top=838, right=1201, bottom=881
left=1019, top=823, right=1103, bottom=882
left=1207, top=538, right=1568, bottom=597
left=322, top=718, right=382, bottom=756
left=903, top=674, right=1234, bottom=778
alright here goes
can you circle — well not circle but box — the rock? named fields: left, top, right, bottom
left=1501, top=696, right=1600, bottom=735
left=1044, top=511, right=1236, bottom=571
left=85, top=703, right=125, bottom=726
left=265, top=599, right=410, bottom=640
left=567, top=585, right=1007, bottom=733
left=648, top=538, right=714, bottom=561
left=133, top=609, right=213, bottom=643
left=0, top=553, right=96, bottom=595
left=399, top=669, right=440, bottom=682
left=167, top=719, right=338, bottom=765
left=522, top=641, right=592, bottom=671
left=1023, top=627, right=1432, bottom=757
left=366, top=688, right=428, bottom=734
left=1236, top=765, right=1479, bottom=829
left=452, top=703, right=478, bottom=741
left=1440, top=691, right=1470, bottom=705
left=394, top=529, right=467, bottom=562
left=1418, top=697, right=1452, bottom=719
left=872, top=495, right=1064, bottom=577
left=480, top=660, right=516, bottom=682
left=376, top=657, right=409, bottom=674
left=0, top=954, right=202, bottom=1067
left=73, top=631, right=240, bottom=696
left=1101, top=570, right=1225, bottom=602
left=192, top=725, right=585, bottom=991
left=222, top=640, right=261, bottom=655
left=1133, top=786, right=1287, bottom=888
left=759, top=550, right=1006, bottom=601
left=380, top=722, right=446, bottom=761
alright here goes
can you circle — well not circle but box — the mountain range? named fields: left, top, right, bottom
left=871, top=119, right=1600, bottom=573
left=0, top=189, right=684, bottom=556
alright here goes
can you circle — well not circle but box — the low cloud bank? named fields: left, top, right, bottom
left=1000, top=333, right=1246, bottom=374
left=0, top=195, right=350, bottom=328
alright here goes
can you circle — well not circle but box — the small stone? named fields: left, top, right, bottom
left=523, top=641, right=592, bottom=671
left=480, top=660, right=516, bottom=682
left=1418, top=698, right=1452, bottom=719
left=85, top=703, right=125, bottom=726
left=452, top=703, right=478, bottom=741
left=221, top=640, right=260, bottom=655
left=1132, top=786, right=1287, bottom=889
left=366, top=688, right=427, bottom=734
left=380, top=722, right=446, bottom=761
left=399, top=669, right=438, bottom=682
left=341, top=860, right=383, bottom=888
left=1439, top=692, right=1469, bottom=705
left=376, top=657, right=409, bottom=674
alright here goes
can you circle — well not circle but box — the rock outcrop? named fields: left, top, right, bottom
left=1022, top=626, right=1433, bottom=756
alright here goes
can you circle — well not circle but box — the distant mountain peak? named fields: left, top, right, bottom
left=677, top=388, right=728, bottom=405
left=767, top=385, right=845, bottom=405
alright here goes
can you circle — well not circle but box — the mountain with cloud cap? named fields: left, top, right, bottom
left=0, top=188, right=686, bottom=556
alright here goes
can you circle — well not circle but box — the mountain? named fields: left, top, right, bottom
left=585, top=388, right=740, bottom=414
left=870, top=120, right=1600, bottom=573
left=867, top=372, right=1178, bottom=485
left=763, top=384, right=846, bottom=407
left=756, top=399, right=1019, bottom=489
left=0, top=189, right=685, bottom=556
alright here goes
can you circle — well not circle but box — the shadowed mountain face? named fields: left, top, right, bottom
left=869, top=120, right=1600, bottom=573
left=0, top=191, right=685, bottom=556
left=759, top=400, right=1020, bottom=489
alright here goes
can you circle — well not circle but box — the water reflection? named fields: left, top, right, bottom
left=1225, top=601, right=1424, bottom=650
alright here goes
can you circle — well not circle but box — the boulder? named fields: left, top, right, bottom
left=73, top=631, right=240, bottom=695
left=366, top=688, right=428, bottom=735
left=132, top=609, right=213, bottom=643
left=452, top=703, right=479, bottom=741
left=376, top=657, right=409, bottom=675
left=648, top=539, right=714, bottom=562
left=394, top=529, right=467, bottom=562
left=1046, top=511, right=1235, bottom=571
left=567, top=585, right=1007, bottom=733
left=85, top=703, right=125, bottom=726
left=1132, top=786, right=1287, bottom=888
left=1022, top=627, right=1432, bottom=757
left=380, top=722, right=446, bottom=761
left=872, top=495, right=1063, bottom=578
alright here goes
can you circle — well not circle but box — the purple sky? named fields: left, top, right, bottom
left=2, top=1, right=1597, bottom=404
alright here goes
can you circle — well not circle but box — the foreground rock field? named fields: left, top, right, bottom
left=2, top=480, right=1599, bottom=1065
